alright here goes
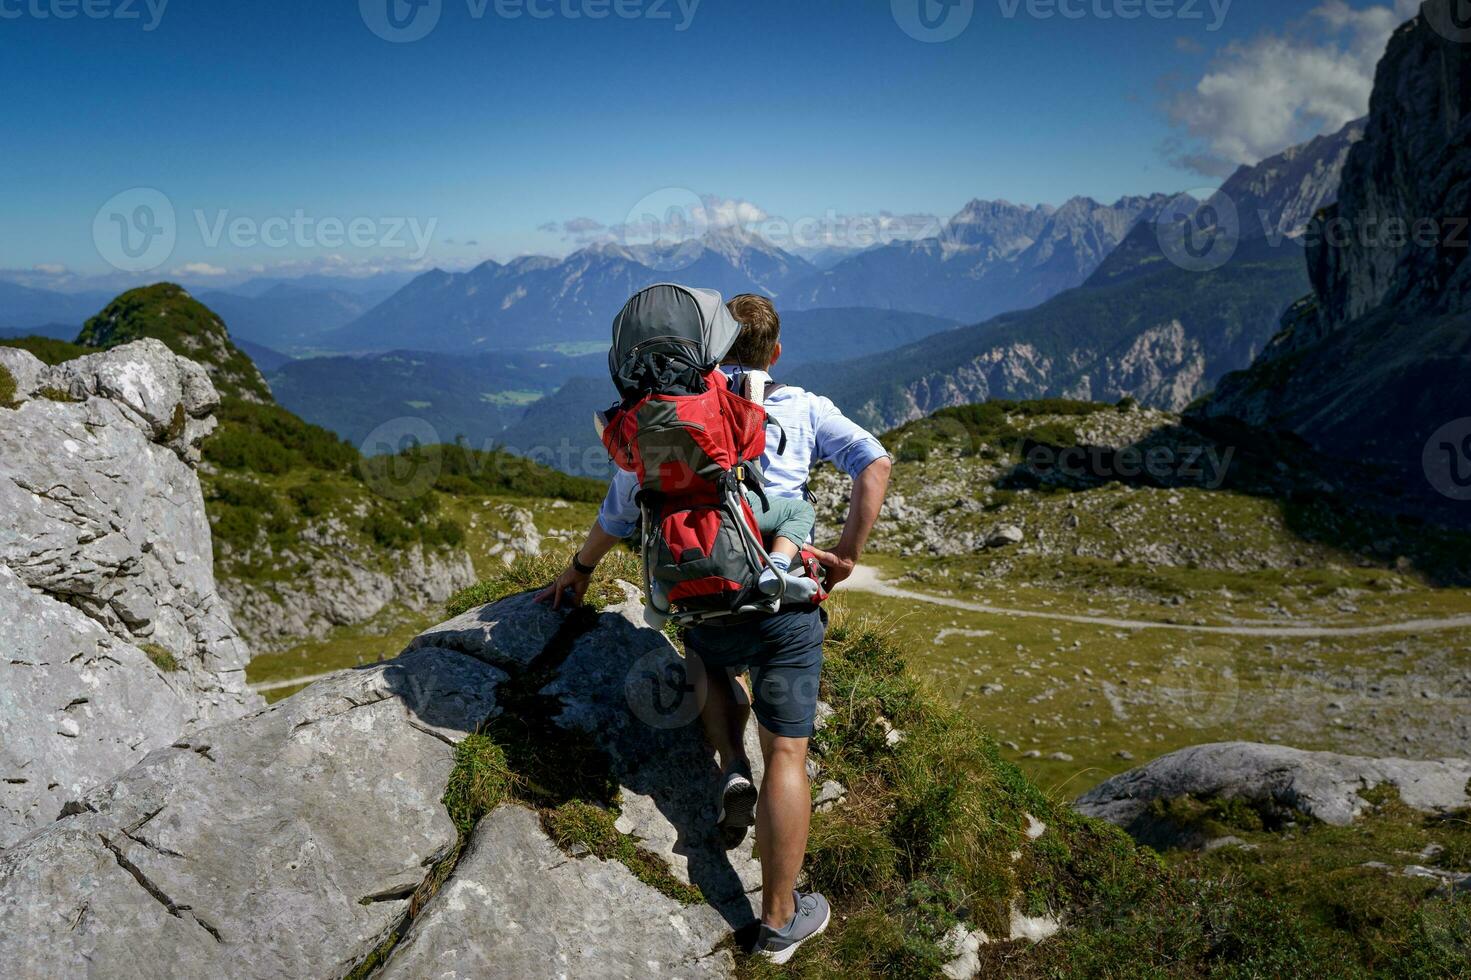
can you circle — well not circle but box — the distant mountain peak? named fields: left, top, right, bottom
left=76, top=283, right=272, bottom=404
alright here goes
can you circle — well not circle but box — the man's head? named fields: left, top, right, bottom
left=724, top=293, right=782, bottom=370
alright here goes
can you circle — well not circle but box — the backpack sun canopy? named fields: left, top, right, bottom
left=609, top=284, right=744, bottom=400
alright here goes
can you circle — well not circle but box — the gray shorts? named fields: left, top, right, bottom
left=685, top=604, right=826, bottom=738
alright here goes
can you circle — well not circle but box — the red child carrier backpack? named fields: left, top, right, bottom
left=599, top=284, right=825, bottom=625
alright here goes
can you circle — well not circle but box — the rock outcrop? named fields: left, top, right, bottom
left=220, top=534, right=476, bottom=650
left=0, top=589, right=762, bottom=978
left=0, top=340, right=260, bottom=846
left=1202, top=1, right=1471, bottom=484
left=1076, top=741, right=1471, bottom=839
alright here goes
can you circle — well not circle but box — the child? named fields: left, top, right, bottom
left=725, top=300, right=820, bottom=603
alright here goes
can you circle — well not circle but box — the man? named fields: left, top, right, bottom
left=537, top=293, right=890, bottom=964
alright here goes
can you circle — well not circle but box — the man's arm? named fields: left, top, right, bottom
left=805, top=393, right=892, bottom=589
left=535, top=522, right=624, bottom=610
left=809, top=455, right=890, bottom=589
left=534, top=468, right=639, bottom=610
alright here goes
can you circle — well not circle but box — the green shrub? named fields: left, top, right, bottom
left=898, top=434, right=933, bottom=463
left=0, top=364, right=15, bottom=408
left=206, top=400, right=357, bottom=474
left=0, top=336, right=90, bottom=365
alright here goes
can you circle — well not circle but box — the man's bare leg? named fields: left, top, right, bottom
left=756, top=725, right=810, bottom=928
left=701, top=667, right=752, bottom=775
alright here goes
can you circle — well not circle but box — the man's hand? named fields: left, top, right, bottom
left=535, top=565, right=592, bottom=610
left=807, top=545, right=857, bottom=589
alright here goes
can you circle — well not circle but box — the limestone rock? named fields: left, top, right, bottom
left=0, top=340, right=258, bottom=846
left=380, top=806, right=734, bottom=980
left=987, top=525, right=1025, bottom=548
left=1076, top=741, right=1471, bottom=839
left=0, top=648, right=505, bottom=979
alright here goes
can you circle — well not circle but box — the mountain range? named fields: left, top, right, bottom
left=788, top=118, right=1364, bottom=433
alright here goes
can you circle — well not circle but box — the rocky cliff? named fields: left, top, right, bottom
left=0, top=340, right=260, bottom=846
left=55, top=283, right=476, bottom=649
left=1203, top=1, right=1471, bottom=483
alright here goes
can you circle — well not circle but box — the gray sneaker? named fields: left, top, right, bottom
left=756, top=891, right=831, bottom=964
left=718, top=770, right=757, bottom=849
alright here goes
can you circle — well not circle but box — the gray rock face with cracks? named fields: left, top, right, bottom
left=0, top=340, right=259, bottom=846
left=0, top=588, right=769, bottom=977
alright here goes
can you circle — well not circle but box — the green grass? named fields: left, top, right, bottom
left=544, top=800, right=704, bottom=904
left=0, top=363, right=15, bottom=408
left=0, top=335, right=91, bottom=366
left=442, top=734, right=516, bottom=835
left=36, top=386, right=78, bottom=403
left=745, top=603, right=1470, bottom=978
left=445, top=548, right=643, bottom=617
left=140, top=643, right=181, bottom=672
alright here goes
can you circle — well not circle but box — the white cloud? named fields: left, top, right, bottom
left=173, top=262, right=229, bottom=277
left=1168, top=1, right=1418, bottom=171
left=32, top=263, right=68, bottom=276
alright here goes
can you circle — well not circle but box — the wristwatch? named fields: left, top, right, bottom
left=571, top=552, right=597, bottom=576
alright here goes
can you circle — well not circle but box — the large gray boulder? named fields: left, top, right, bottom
left=0, top=341, right=259, bottom=846
left=1077, top=741, right=1471, bottom=835
left=0, top=589, right=768, bottom=978
left=0, top=647, right=505, bottom=979
left=380, top=806, right=734, bottom=980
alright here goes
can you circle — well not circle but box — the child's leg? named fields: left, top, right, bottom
left=744, top=494, right=819, bottom=598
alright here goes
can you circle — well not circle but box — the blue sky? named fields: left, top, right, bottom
left=0, top=0, right=1417, bottom=284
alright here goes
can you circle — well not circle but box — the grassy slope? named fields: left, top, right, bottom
left=432, top=559, right=1470, bottom=977
left=826, top=401, right=1471, bottom=791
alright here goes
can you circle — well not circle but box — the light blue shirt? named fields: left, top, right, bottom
left=596, top=366, right=889, bottom=539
